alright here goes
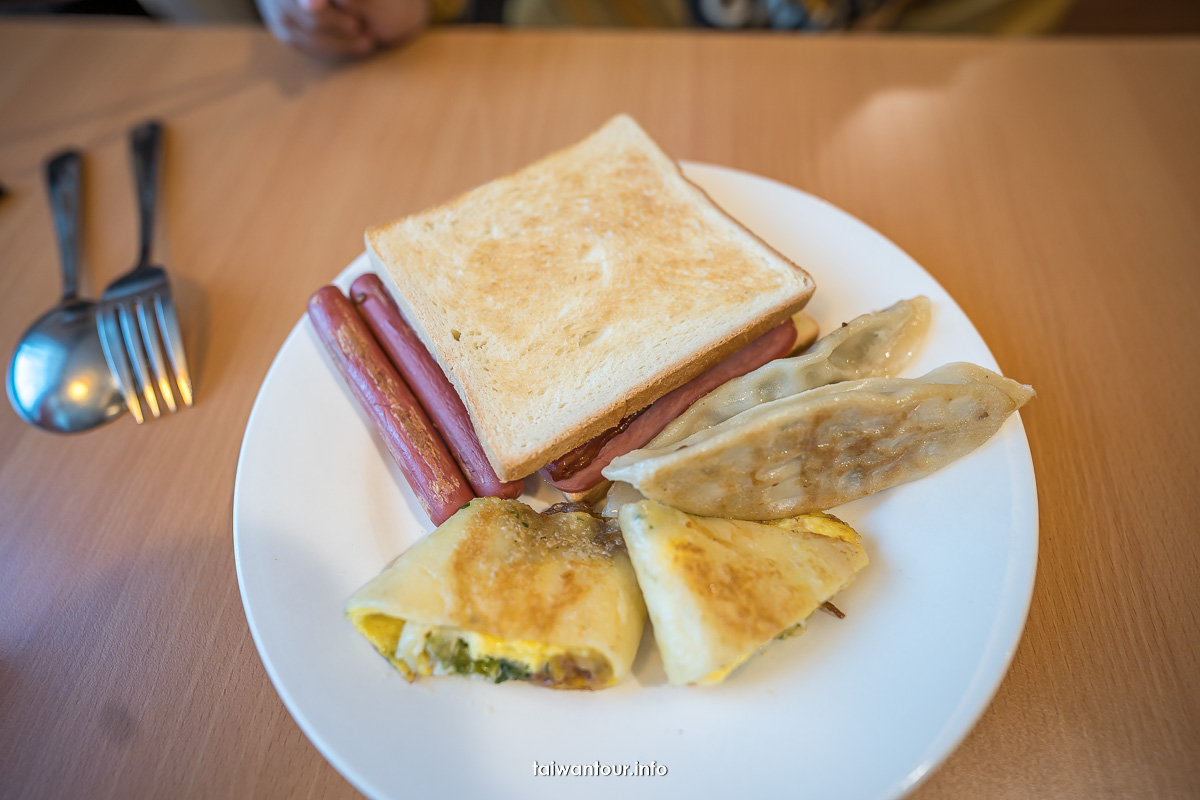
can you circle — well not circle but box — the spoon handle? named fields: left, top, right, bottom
left=131, top=120, right=162, bottom=269
left=45, top=150, right=82, bottom=303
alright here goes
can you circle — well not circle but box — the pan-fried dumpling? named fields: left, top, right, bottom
left=617, top=501, right=868, bottom=686
left=650, top=296, right=931, bottom=449
left=603, top=363, right=1034, bottom=520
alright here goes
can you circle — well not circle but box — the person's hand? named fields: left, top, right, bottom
left=256, top=0, right=373, bottom=58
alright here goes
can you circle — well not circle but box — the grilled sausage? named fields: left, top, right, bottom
left=308, top=285, right=475, bottom=525
left=349, top=274, right=524, bottom=499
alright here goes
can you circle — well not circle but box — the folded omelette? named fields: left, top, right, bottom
left=617, top=500, right=868, bottom=686
left=346, top=498, right=646, bottom=689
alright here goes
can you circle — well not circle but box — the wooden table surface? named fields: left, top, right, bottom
left=1, top=19, right=1197, bottom=800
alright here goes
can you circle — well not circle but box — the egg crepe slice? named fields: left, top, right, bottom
left=346, top=498, right=646, bottom=690
left=617, top=500, right=867, bottom=686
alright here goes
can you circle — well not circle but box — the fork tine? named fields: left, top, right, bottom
left=98, top=302, right=145, bottom=424
left=137, top=297, right=177, bottom=413
left=154, top=291, right=193, bottom=407
left=117, top=301, right=161, bottom=419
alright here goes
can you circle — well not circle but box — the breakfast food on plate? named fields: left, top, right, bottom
left=617, top=500, right=868, bottom=686
left=545, top=311, right=821, bottom=503
left=345, top=498, right=646, bottom=689
left=331, top=274, right=1033, bottom=688
left=649, top=296, right=932, bottom=449
left=308, top=286, right=474, bottom=525
left=539, top=318, right=800, bottom=499
left=366, top=114, right=815, bottom=493
left=603, top=362, right=1035, bottom=520
left=349, top=273, right=523, bottom=500
left=600, top=296, right=932, bottom=517
left=325, top=108, right=1033, bottom=693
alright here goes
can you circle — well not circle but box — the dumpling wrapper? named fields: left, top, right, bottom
left=602, top=296, right=931, bottom=518
left=618, top=500, right=868, bottom=686
left=346, top=498, right=646, bottom=689
left=650, top=296, right=931, bottom=449
left=604, top=362, right=1034, bottom=520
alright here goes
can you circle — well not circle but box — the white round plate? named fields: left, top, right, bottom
left=234, top=163, right=1037, bottom=800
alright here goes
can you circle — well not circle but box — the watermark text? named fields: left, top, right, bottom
left=532, top=760, right=668, bottom=777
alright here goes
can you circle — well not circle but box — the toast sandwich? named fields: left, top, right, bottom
left=366, top=114, right=815, bottom=482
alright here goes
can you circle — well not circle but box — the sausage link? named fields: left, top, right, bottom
left=350, top=274, right=523, bottom=499
left=308, top=285, right=475, bottom=525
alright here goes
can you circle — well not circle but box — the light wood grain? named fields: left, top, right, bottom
left=1, top=19, right=1198, bottom=800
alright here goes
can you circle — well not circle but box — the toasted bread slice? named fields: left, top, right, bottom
left=367, top=115, right=815, bottom=481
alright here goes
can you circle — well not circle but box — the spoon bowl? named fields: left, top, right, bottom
left=5, top=150, right=125, bottom=434
left=8, top=298, right=124, bottom=433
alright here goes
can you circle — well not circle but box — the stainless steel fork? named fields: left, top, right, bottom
left=97, top=120, right=193, bottom=423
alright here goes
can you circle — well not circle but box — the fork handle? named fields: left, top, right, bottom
left=45, top=150, right=82, bottom=303
left=131, top=120, right=162, bottom=269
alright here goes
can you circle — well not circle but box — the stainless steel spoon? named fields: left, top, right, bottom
left=6, top=151, right=125, bottom=433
